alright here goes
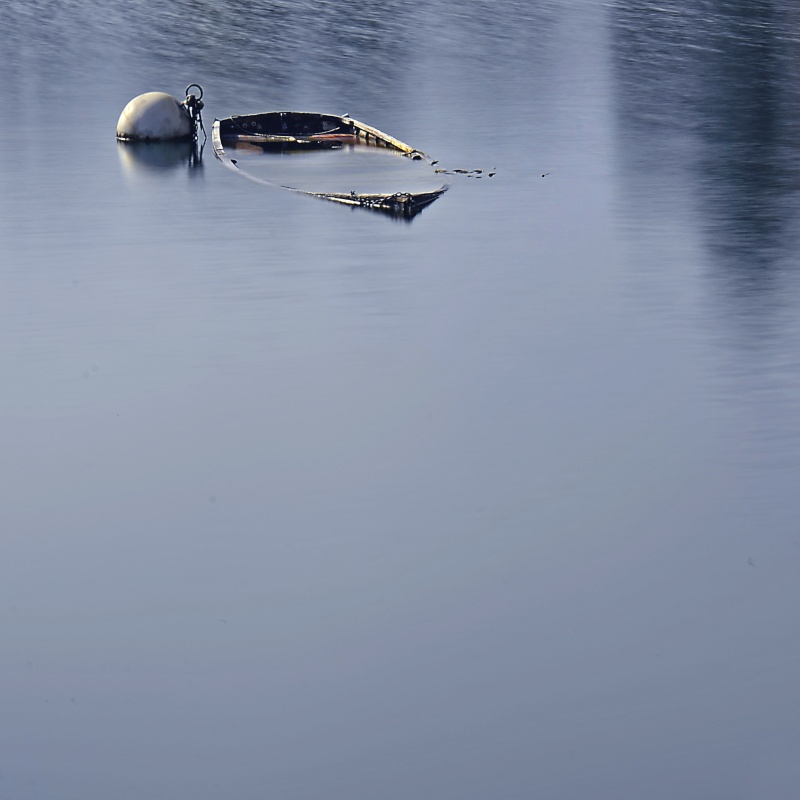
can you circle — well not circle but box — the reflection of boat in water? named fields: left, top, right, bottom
left=212, top=112, right=447, bottom=218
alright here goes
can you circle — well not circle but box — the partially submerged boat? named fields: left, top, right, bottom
left=212, top=111, right=447, bottom=218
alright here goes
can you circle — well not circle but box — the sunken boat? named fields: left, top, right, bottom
left=212, top=111, right=447, bottom=218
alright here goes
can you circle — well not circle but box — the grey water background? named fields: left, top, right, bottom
left=2, top=1, right=800, bottom=798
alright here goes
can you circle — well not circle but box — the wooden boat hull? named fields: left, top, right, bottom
left=216, top=111, right=427, bottom=156
left=212, top=112, right=447, bottom=218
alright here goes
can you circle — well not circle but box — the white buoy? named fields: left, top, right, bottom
left=116, top=92, right=192, bottom=142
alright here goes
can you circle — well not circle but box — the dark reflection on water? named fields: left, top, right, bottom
left=611, top=1, right=800, bottom=462
left=686, top=4, right=799, bottom=295
left=611, top=2, right=800, bottom=301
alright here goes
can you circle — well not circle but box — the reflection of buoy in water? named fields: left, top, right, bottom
left=117, top=139, right=200, bottom=177
left=116, top=92, right=193, bottom=142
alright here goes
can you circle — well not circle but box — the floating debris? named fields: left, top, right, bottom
left=435, top=167, right=496, bottom=177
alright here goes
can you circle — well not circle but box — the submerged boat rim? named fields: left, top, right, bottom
left=212, top=111, right=448, bottom=218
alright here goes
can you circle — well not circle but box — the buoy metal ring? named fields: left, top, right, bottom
left=185, top=84, right=204, bottom=100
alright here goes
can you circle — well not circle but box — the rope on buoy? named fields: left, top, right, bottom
left=182, top=84, right=206, bottom=143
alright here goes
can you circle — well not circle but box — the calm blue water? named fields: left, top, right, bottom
left=2, top=2, right=800, bottom=799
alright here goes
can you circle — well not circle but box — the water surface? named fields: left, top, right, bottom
left=2, top=2, right=800, bottom=799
